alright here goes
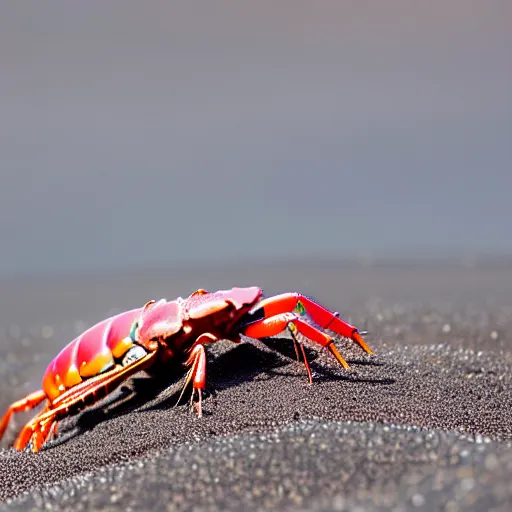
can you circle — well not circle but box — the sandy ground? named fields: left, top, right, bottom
left=0, top=261, right=511, bottom=511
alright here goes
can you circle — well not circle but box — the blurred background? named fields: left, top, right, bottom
left=1, top=0, right=512, bottom=440
left=1, top=0, right=511, bottom=280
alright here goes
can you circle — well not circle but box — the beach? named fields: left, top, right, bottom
left=1, top=260, right=511, bottom=511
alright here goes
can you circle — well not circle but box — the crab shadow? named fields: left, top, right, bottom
left=254, top=337, right=392, bottom=385
left=49, top=337, right=391, bottom=449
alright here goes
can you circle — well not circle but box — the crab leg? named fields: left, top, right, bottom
left=288, top=327, right=314, bottom=383
left=50, top=363, right=128, bottom=408
left=242, top=312, right=351, bottom=376
left=13, top=363, right=136, bottom=449
left=0, top=390, right=47, bottom=442
left=182, top=344, right=207, bottom=417
left=248, top=293, right=373, bottom=354
left=177, top=334, right=217, bottom=417
left=32, top=417, right=57, bottom=450
left=15, top=350, right=158, bottom=452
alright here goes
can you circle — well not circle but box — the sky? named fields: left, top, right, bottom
left=0, top=1, right=511, bottom=277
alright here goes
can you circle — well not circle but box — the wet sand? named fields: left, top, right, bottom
left=1, top=261, right=511, bottom=511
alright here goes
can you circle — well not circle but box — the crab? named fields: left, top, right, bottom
left=0, top=286, right=373, bottom=452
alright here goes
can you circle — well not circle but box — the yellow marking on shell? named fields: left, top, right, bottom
left=62, top=363, right=82, bottom=389
left=53, top=373, right=66, bottom=393
left=79, top=348, right=114, bottom=378
left=42, top=372, right=60, bottom=402
left=111, top=336, right=136, bottom=359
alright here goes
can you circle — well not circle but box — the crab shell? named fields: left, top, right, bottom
left=41, top=287, right=263, bottom=403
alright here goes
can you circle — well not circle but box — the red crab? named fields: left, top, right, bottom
left=0, top=286, right=374, bottom=452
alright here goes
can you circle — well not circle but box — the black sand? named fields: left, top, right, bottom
left=1, top=261, right=511, bottom=511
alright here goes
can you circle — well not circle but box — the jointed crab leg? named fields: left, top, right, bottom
left=287, top=325, right=314, bottom=383
left=176, top=333, right=218, bottom=417
left=14, top=350, right=157, bottom=452
left=179, top=344, right=207, bottom=417
left=248, top=293, right=373, bottom=354
left=15, top=362, right=145, bottom=448
left=239, top=293, right=374, bottom=382
left=32, top=417, right=57, bottom=450
left=242, top=311, right=351, bottom=370
left=0, top=390, right=47, bottom=441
